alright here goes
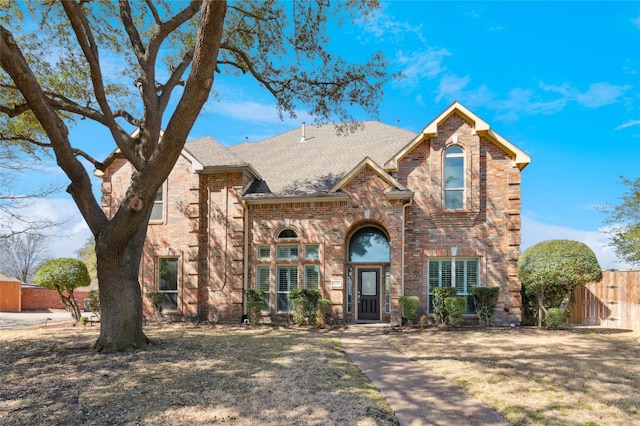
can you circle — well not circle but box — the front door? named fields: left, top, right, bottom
left=358, top=268, right=380, bottom=321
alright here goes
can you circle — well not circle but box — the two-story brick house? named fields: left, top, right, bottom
left=100, top=102, right=530, bottom=325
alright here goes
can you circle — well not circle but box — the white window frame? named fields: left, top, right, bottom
left=257, top=245, right=271, bottom=260
left=304, top=265, right=320, bottom=289
left=157, top=257, right=179, bottom=312
left=444, top=146, right=465, bottom=210
left=150, top=184, right=165, bottom=223
left=276, top=265, right=298, bottom=313
left=428, top=257, right=478, bottom=313
left=256, top=265, right=270, bottom=311
left=277, top=245, right=299, bottom=260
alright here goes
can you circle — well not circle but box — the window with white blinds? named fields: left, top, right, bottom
left=256, top=266, right=270, bottom=310
left=277, top=245, right=298, bottom=259
left=428, top=258, right=478, bottom=314
left=305, top=265, right=319, bottom=289
left=277, top=266, right=298, bottom=312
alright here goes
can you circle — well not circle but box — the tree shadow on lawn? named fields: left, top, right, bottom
left=389, top=327, right=640, bottom=425
left=0, top=324, right=397, bottom=426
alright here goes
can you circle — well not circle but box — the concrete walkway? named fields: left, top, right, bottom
left=342, top=324, right=510, bottom=426
left=0, top=310, right=75, bottom=329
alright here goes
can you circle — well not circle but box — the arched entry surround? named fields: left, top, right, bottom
left=345, top=224, right=391, bottom=322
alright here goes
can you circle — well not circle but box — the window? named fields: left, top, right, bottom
left=348, top=227, right=390, bottom=263
left=444, top=146, right=464, bottom=209
left=257, top=246, right=270, bottom=260
left=346, top=268, right=353, bottom=314
left=277, top=245, right=298, bottom=259
left=305, top=265, right=319, bottom=289
left=277, top=266, right=298, bottom=312
left=150, top=185, right=164, bottom=222
left=384, top=267, right=391, bottom=314
left=158, top=257, right=178, bottom=311
left=428, top=258, right=478, bottom=313
left=256, top=266, right=270, bottom=310
left=278, top=229, right=298, bottom=239
left=305, top=244, right=319, bottom=259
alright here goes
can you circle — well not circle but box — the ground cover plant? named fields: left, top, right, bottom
left=0, top=324, right=396, bottom=425
left=389, top=327, right=640, bottom=426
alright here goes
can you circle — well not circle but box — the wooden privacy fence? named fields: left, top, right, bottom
left=569, top=270, right=640, bottom=330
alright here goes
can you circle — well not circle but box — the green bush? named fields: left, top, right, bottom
left=88, top=289, right=100, bottom=315
left=245, top=289, right=266, bottom=326
left=545, top=308, right=564, bottom=330
left=432, top=287, right=458, bottom=325
left=147, top=291, right=165, bottom=317
left=444, top=297, right=467, bottom=326
left=470, top=287, right=499, bottom=326
left=398, top=296, right=420, bottom=323
left=247, top=301, right=265, bottom=325
left=290, top=288, right=322, bottom=325
left=315, top=299, right=332, bottom=328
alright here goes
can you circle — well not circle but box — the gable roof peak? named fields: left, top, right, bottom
left=386, top=101, right=531, bottom=171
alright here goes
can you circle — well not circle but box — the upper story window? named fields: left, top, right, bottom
left=444, top=146, right=464, bottom=210
left=278, top=229, right=298, bottom=239
left=150, top=185, right=164, bottom=222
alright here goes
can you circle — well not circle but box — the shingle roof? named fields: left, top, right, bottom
left=228, top=121, right=417, bottom=196
left=0, top=272, right=21, bottom=282
left=184, top=136, right=248, bottom=168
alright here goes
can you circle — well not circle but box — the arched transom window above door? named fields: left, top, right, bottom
left=348, top=227, right=390, bottom=263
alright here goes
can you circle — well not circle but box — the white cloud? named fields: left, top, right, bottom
left=615, top=119, right=640, bottom=131
left=435, top=74, right=470, bottom=102
left=357, top=6, right=425, bottom=43
left=1, top=198, right=91, bottom=261
left=632, top=16, right=640, bottom=29
left=521, top=215, right=634, bottom=270
left=205, top=99, right=313, bottom=126
left=441, top=80, right=632, bottom=121
left=575, top=83, right=632, bottom=108
left=394, top=48, right=451, bottom=87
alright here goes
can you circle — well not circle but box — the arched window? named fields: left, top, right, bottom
left=348, top=227, right=390, bottom=263
left=444, top=146, right=464, bottom=209
left=278, top=228, right=298, bottom=239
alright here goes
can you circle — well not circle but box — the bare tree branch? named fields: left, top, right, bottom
left=62, top=1, right=143, bottom=171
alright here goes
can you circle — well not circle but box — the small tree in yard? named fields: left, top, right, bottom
left=34, top=258, right=91, bottom=322
left=518, top=240, right=602, bottom=327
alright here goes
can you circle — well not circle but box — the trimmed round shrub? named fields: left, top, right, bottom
left=399, top=296, right=420, bottom=323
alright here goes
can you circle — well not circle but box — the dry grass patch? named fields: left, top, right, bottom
left=389, top=327, right=640, bottom=426
left=0, top=323, right=396, bottom=425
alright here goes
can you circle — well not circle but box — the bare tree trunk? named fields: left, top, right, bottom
left=54, top=286, right=82, bottom=322
left=93, top=227, right=149, bottom=352
left=537, top=289, right=547, bottom=327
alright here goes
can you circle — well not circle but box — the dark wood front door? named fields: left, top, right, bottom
left=358, top=268, right=380, bottom=321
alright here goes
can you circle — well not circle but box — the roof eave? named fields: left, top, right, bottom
left=243, top=192, right=349, bottom=205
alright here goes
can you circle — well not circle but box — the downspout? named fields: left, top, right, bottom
left=401, top=197, right=413, bottom=297
left=242, top=200, right=249, bottom=316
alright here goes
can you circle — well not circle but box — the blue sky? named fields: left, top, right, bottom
left=9, top=1, right=640, bottom=269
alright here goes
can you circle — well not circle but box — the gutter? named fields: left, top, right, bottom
left=401, top=197, right=413, bottom=298
left=242, top=200, right=249, bottom=316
